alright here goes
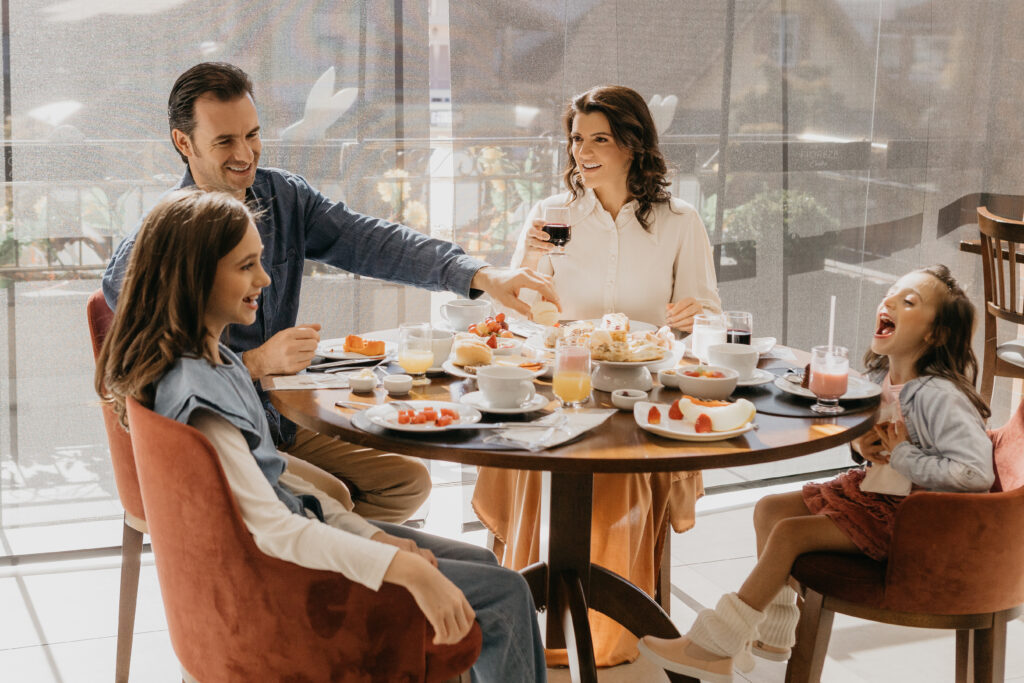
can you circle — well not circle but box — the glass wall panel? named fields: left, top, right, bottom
left=0, top=0, right=429, bottom=558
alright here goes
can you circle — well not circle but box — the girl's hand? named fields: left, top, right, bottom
left=853, top=430, right=889, bottom=465
left=384, top=552, right=476, bottom=645
left=666, top=298, right=703, bottom=332
left=876, top=420, right=909, bottom=454
left=371, top=531, right=437, bottom=567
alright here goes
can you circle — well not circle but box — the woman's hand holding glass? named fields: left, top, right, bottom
left=522, top=218, right=556, bottom=267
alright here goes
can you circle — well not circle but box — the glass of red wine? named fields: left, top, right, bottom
left=725, top=311, right=752, bottom=345
left=542, top=206, right=571, bottom=256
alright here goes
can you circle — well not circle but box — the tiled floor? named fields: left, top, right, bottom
left=4, top=462, right=1024, bottom=682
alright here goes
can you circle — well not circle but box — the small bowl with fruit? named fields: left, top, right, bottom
left=467, top=312, right=518, bottom=353
left=673, top=364, right=739, bottom=400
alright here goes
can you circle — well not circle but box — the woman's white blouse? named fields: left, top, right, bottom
left=510, top=190, right=721, bottom=326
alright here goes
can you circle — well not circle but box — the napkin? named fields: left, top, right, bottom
left=262, top=374, right=351, bottom=391
left=482, top=409, right=616, bottom=452
left=859, top=463, right=913, bottom=496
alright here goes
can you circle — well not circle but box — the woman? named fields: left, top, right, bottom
left=473, top=85, right=721, bottom=667
left=510, top=84, right=720, bottom=329
left=96, top=190, right=547, bottom=682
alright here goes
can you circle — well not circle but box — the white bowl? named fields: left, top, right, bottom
left=347, top=374, right=379, bottom=393
left=382, top=374, right=413, bottom=395
left=657, top=368, right=681, bottom=388
left=493, top=337, right=524, bottom=356
left=611, top=388, right=648, bottom=410
left=673, top=365, right=739, bottom=400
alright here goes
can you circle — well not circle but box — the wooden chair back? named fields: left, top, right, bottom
left=977, top=207, right=1024, bottom=325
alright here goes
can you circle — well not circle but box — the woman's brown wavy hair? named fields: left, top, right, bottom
left=863, top=264, right=990, bottom=419
left=95, top=190, right=254, bottom=428
left=562, top=85, right=671, bottom=231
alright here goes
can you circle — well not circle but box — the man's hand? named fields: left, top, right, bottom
left=371, top=530, right=437, bottom=567
left=666, top=298, right=704, bottom=332
left=470, top=266, right=559, bottom=317
left=242, top=323, right=322, bottom=379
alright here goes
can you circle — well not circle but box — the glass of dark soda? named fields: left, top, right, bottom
left=725, top=311, right=752, bottom=344
left=542, top=206, right=571, bottom=256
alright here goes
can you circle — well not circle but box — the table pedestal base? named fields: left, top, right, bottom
left=524, top=470, right=699, bottom=683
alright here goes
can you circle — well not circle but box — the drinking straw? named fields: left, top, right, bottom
left=827, top=295, right=836, bottom=352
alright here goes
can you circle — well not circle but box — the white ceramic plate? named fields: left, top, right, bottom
left=632, top=401, right=755, bottom=441
left=773, top=375, right=882, bottom=401
left=318, top=338, right=396, bottom=361
left=364, top=400, right=482, bottom=433
left=459, top=391, right=551, bottom=414
left=441, top=358, right=548, bottom=381
left=735, top=368, right=776, bottom=387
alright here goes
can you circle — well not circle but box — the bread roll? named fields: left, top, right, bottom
left=531, top=300, right=560, bottom=327
left=453, top=335, right=493, bottom=367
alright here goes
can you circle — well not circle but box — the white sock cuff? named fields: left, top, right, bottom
left=688, top=593, right=766, bottom=658
left=758, top=586, right=800, bottom=649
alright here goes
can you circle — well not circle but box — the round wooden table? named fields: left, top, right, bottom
left=271, top=359, right=877, bottom=683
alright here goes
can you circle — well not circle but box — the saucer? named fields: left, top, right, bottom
left=735, top=368, right=775, bottom=387
left=459, top=391, right=550, bottom=414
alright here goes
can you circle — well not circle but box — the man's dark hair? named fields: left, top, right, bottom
left=167, top=62, right=254, bottom=163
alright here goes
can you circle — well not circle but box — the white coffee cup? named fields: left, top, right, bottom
left=708, top=343, right=759, bottom=380
left=430, top=328, right=454, bottom=366
left=440, top=298, right=491, bottom=332
left=476, top=365, right=536, bottom=409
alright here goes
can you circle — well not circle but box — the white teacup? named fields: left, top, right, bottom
left=708, top=343, right=759, bottom=380
left=430, top=329, right=454, bottom=366
left=476, top=365, right=536, bottom=409
left=440, top=298, right=491, bottom=332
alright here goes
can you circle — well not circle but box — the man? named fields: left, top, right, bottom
left=103, top=62, right=557, bottom=523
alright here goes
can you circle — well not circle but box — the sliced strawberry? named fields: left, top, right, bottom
left=486, top=335, right=498, bottom=348
left=648, top=406, right=661, bottom=424
left=468, top=324, right=477, bottom=334
left=668, top=400, right=683, bottom=421
left=397, top=413, right=411, bottom=424
left=440, top=408, right=457, bottom=418
left=412, top=413, right=428, bottom=424
left=435, top=416, right=453, bottom=427
left=495, top=312, right=506, bottom=323
left=695, top=414, right=713, bottom=433
left=422, top=409, right=438, bottom=422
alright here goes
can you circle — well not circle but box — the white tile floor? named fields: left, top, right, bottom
left=4, top=466, right=1024, bottom=683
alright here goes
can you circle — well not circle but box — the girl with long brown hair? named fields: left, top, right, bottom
left=639, top=265, right=993, bottom=682
left=96, top=190, right=547, bottom=683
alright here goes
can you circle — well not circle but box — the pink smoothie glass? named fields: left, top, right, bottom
left=809, top=345, right=849, bottom=415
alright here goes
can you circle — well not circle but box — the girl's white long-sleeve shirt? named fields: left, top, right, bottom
left=190, top=410, right=398, bottom=590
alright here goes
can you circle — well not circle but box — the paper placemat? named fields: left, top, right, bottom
left=349, top=408, right=615, bottom=451
left=263, top=374, right=350, bottom=391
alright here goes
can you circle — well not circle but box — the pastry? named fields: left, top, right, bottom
left=452, top=333, right=493, bottom=367
left=601, top=312, right=630, bottom=332
left=589, top=329, right=630, bottom=361
left=343, top=334, right=386, bottom=356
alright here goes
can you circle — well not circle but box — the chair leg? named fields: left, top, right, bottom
left=955, top=629, right=972, bottom=683
left=785, top=588, right=834, bottom=683
left=116, top=520, right=143, bottom=683
left=972, top=612, right=1009, bottom=683
left=980, top=315, right=997, bottom=405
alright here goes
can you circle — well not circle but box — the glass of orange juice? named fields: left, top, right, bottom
left=398, top=322, right=434, bottom=386
left=553, top=340, right=591, bottom=408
